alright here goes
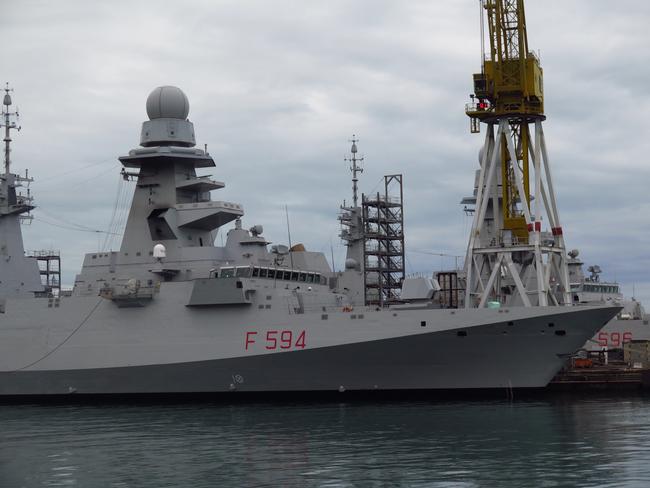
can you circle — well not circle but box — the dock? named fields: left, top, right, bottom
left=549, top=363, right=650, bottom=391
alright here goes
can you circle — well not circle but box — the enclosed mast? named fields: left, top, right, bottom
left=337, top=137, right=366, bottom=305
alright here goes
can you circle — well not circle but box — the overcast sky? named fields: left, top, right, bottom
left=3, top=0, right=650, bottom=304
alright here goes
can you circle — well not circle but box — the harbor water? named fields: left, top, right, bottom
left=2, top=395, right=650, bottom=487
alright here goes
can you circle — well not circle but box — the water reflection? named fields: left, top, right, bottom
left=1, top=396, right=650, bottom=487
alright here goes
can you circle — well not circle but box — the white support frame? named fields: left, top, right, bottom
left=464, top=118, right=571, bottom=308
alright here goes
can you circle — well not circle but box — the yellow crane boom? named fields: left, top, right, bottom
left=470, top=0, right=544, bottom=120
left=466, top=0, right=545, bottom=240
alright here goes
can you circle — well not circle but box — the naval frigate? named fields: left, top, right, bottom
left=0, top=85, right=620, bottom=396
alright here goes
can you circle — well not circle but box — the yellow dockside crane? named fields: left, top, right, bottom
left=463, top=0, right=571, bottom=308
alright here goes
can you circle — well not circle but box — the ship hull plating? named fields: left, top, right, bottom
left=0, top=292, right=617, bottom=395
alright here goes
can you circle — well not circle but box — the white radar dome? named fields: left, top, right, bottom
left=153, top=243, right=167, bottom=259
left=146, top=86, right=190, bottom=120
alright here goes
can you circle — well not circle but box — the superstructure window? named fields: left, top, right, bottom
left=236, top=266, right=252, bottom=278
left=220, top=267, right=235, bottom=278
left=245, top=266, right=323, bottom=283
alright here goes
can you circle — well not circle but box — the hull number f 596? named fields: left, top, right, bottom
left=245, top=330, right=307, bottom=351
left=597, top=331, right=632, bottom=348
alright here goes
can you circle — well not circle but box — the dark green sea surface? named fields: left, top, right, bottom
left=2, top=395, right=650, bottom=487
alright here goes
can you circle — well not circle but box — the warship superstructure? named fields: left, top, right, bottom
left=565, top=253, right=648, bottom=352
left=0, top=86, right=620, bottom=396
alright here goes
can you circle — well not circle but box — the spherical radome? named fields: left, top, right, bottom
left=146, top=86, right=190, bottom=120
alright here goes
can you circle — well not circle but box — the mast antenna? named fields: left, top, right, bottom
left=1, top=84, right=34, bottom=225
left=285, top=204, right=294, bottom=268
left=344, top=134, right=364, bottom=207
left=2, top=82, right=21, bottom=177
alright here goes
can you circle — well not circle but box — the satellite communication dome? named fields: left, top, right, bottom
left=250, top=225, right=263, bottom=236
left=146, top=86, right=190, bottom=120
left=153, top=243, right=167, bottom=259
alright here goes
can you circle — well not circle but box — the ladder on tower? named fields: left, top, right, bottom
left=362, top=175, right=405, bottom=307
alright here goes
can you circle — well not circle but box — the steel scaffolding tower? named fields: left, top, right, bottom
left=362, top=174, right=405, bottom=306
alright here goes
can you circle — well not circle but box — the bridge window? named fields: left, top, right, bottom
left=236, top=266, right=252, bottom=278
left=220, top=267, right=235, bottom=278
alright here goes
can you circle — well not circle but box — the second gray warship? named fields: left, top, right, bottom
left=566, top=255, right=649, bottom=352
left=0, top=85, right=620, bottom=396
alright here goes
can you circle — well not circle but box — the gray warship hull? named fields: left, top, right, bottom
left=0, top=285, right=617, bottom=395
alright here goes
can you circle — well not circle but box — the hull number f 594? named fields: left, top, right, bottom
left=245, top=330, right=307, bottom=351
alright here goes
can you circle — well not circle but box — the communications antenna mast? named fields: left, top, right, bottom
left=464, top=0, right=571, bottom=308
left=345, top=135, right=363, bottom=207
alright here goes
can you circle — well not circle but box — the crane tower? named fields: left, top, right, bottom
left=464, top=0, right=571, bottom=308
